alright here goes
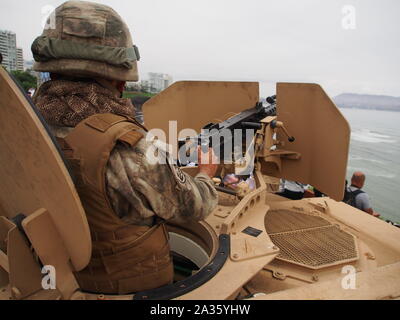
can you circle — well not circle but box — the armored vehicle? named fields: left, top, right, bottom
left=0, top=67, right=399, bottom=300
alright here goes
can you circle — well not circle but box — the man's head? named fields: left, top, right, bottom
left=31, top=1, right=139, bottom=82
left=351, top=171, right=366, bottom=188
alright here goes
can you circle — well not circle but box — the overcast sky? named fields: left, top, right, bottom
left=1, top=0, right=399, bottom=97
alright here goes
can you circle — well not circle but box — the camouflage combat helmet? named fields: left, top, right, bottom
left=31, top=0, right=140, bottom=81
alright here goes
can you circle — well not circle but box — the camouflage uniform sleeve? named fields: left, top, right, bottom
left=105, top=136, right=218, bottom=225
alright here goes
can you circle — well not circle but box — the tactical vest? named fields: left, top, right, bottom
left=59, top=113, right=173, bottom=294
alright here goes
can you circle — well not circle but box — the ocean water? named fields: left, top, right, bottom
left=340, top=108, right=400, bottom=223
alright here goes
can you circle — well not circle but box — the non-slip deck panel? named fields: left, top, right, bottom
left=265, top=210, right=358, bottom=269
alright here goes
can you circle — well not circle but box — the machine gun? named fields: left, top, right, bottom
left=177, top=95, right=279, bottom=167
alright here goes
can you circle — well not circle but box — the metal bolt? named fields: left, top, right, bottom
left=365, top=252, right=376, bottom=260
left=272, top=271, right=286, bottom=280
left=11, top=287, right=21, bottom=299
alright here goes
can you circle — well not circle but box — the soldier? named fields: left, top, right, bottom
left=344, top=171, right=380, bottom=217
left=31, top=0, right=218, bottom=294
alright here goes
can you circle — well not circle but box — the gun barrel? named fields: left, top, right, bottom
left=241, top=122, right=263, bottom=130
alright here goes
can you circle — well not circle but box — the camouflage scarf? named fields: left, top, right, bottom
left=33, top=79, right=135, bottom=127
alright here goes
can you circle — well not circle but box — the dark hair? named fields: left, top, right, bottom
left=0, top=52, right=3, bottom=64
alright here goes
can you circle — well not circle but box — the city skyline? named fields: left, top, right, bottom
left=1, top=0, right=399, bottom=98
left=0, top=29, right=24, bottom=72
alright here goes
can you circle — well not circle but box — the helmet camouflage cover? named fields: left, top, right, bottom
left=32, top=0, right=139, bottom=81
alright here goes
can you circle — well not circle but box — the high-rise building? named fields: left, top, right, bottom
left=0, top=30, right=23, bottom=71
left=146, top=72, right=173, bottom=93
left=16, top=48, right=24, bottom=71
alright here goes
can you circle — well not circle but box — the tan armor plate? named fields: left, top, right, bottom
left=0, top=67, right=91, bottom=271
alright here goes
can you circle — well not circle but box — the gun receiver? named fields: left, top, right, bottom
left=178, top=95, right=277, bottom=166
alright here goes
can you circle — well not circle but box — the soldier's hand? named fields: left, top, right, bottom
left=198, top=147, right=218, bottom=178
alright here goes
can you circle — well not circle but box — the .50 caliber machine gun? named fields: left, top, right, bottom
left=177, top=95, right=282, bottom=167
left=177, top=94, right=296, bottom=171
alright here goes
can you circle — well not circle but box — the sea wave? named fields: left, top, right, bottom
left=343, top=109, right=400, bottom=222
left=369, top=172, right=397, bottom=179
left=368, top=131, right=392, bottom=139
left=347, top=166, right=396, bottom=179
left=349, top=155, right=385, bottom=164
left=351, top=129, right=397, bottom=144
